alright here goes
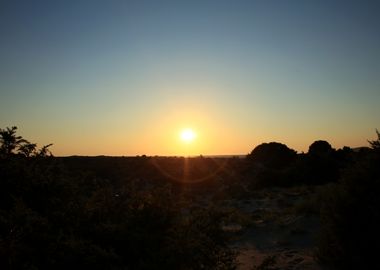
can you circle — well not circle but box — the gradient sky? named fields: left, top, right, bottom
left=1, top=0, right=379, bottom=156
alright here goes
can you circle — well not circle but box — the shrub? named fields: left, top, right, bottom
left=316, top=134, right=380, bottom=269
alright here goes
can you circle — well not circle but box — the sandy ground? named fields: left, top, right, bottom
left=222, top=187, right=322, bottom=269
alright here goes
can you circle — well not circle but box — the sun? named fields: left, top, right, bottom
left=180, top=128, right=196, bottom=143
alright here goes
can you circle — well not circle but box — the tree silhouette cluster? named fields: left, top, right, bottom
left=245, top=135, right=380, bottom=268
left=0, top=126, right=52, bottom=158
left=245, top=140, right=354, bottom=187
left=316, top=132, right=380, bottom=269
left=1, top=125, right=379, bottom=269
left=0, top=127, right=235, bottom=270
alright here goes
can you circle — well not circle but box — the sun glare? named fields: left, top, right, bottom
left=180, top=128, right=196, bottom=143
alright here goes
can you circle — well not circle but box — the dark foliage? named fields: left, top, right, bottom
left=316, top=133, right=380, bottom=269
left=368, top=129, right=380, bottom=150
left=288, top=141, right=353, bottom=185
left=247, top=142, right=297, bottom=170
left=0, top=127, right=236, bottom=269
left=308, top=140, right=333, bottom=156
left=3, top=125, right=377, bottom=269
left=0, top=126, right=53, bottom=158
left=245, top=142, right=298, bottom=188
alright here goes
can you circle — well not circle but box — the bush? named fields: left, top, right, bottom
left=247, top=142, right=297, bottom=170
left=316, top=136, right=380, bottom=269
left=0, top=126, right=236, bottom=269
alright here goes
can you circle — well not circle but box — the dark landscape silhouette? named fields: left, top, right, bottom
left=1, top=1, right=379, bottom=269
left=1, top=126, right=379, bottom=269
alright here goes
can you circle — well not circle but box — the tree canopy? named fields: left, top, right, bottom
left=247, top=142, right=297, bottom=169
left=0, top=126, right=52, bottom=158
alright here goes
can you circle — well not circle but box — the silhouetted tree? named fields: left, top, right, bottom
left=0, top=126, right=53, bottom=158
left=247, top=142, right=297, bottom=169
left=18, top=140, right=37, bottom=157
left=0, top=126, right=27, bottom=156
left=368, top=129, right=380, bottom=150
left=334, top=146, right=354, bottom=168
left=37, top=143, right=53, bottom=157
left=245, top=142, right=298, bottom=187
left=308, top=140, right=333, bottom=156
left=296, top=140, right=340, bottom=184
left=317, top=131, right=380, bottom=269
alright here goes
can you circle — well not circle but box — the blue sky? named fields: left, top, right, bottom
left=1, top=0, right=379, bottom=155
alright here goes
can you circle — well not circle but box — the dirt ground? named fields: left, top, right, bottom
left=222, top=186, right=323, bottom=269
